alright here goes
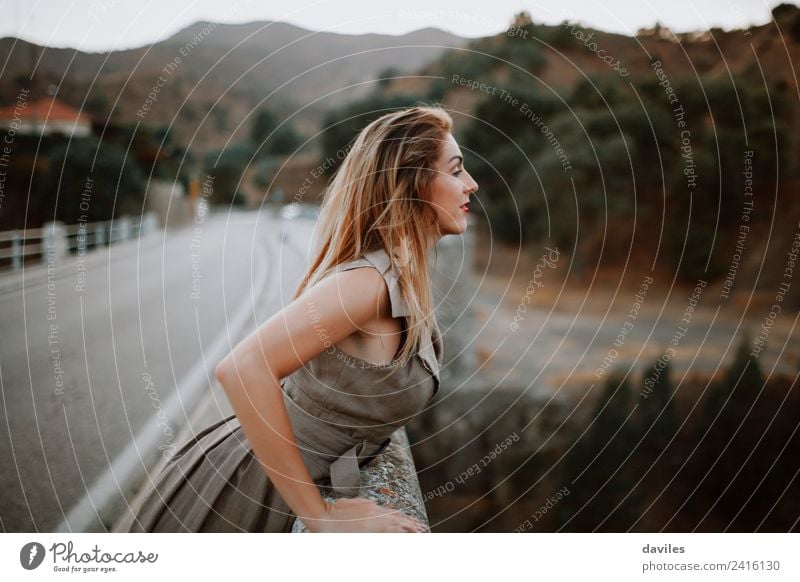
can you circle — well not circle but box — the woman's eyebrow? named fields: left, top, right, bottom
left=448, top=155, right=463, bottom=165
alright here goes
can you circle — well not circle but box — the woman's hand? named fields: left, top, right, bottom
left=305, top=498, right=430, bottom=533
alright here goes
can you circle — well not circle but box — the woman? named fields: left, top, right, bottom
left=126, top=105, right=478, bottom=533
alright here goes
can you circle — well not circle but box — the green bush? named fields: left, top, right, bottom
left=250, top=108, right=303, bottom=156
left=204, top=142, right=256, bottom=206
left=31, top=136, right=146, bottom=224
left=554, top=371, right=644, bottom=531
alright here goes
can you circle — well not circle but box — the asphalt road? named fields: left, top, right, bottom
left=0, top=209, right=313, bottom=532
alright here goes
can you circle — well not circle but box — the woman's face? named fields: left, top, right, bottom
left=428, top=132, right=479, bottom=239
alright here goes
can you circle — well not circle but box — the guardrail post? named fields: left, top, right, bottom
left=118, top=216, right=132, bottom=241
left=42, top=221, right=68, bottom=266
left=95, top=222, right=106, bottom=247
left=141, top=212, right=159, bottom=235
left=109, top=219, right=118, bottom=244
left=11, top=230, right=22, bottom=270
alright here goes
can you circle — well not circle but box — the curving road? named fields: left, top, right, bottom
left=0, top=209, right=313, bottom=532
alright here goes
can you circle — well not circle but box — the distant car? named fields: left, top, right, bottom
left=279, top=203, right=320, bottom=221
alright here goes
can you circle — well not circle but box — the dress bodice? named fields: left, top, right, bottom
left=279, top=246, right=443, bottom=496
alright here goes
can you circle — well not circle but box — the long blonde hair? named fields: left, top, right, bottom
left=293, top=105, right=453, bottom=365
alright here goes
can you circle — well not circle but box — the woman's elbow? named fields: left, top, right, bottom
left=215, top=356, right=234, bottom=386
left=214, top=349, right=275, bottom=388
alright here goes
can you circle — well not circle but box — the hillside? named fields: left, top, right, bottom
left=0, top=20, right=467, bottom=151
left=349, top=8, right=800, bottom=295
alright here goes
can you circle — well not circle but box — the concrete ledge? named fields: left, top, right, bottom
left=292, top=427, right=429, bottom=532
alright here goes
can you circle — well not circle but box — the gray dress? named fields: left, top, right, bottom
left=126, top=247, right=442, bottom=532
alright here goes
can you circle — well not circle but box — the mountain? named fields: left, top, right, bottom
left=0, top=20, right=468, bottom=150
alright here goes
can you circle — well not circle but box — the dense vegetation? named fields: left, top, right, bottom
left=319, top=7, right=798, bottom=283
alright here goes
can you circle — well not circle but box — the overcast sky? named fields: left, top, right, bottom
left=0, top=0, right=795, bottom=52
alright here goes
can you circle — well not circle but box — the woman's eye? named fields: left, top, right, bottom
left=453, top=170, right=463, bottom=176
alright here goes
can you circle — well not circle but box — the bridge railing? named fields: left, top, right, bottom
left=0, top=212, right=160, bottom=272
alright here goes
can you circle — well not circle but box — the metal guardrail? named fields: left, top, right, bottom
left=0, top=212, right=159, bottom=271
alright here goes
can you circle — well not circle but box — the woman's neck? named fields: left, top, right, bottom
left=425, top=229, right=441, bottom=252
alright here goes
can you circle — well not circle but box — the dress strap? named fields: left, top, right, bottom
left=333, top=247, right=411, bottom=318
left=329, top=437, right=392, bottom=496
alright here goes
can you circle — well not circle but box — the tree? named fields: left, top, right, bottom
left=31, top=136, right=146, bottom=225
left=638, top=356, right=680, bottom=469
left=555, top=371, right=644, bottom=531
left=683, top=333, right=766, bottom=527
left=377, top=67, right=400, bottom=89
left=250, top=108, right=302, bottom=156
left=772, top=3, right=799, bottom=21
left=510, top=10, right=533, bottom=28
left=204, top=142, right=255, bottom=207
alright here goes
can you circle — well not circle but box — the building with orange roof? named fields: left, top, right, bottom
left=0, top=95, right=92, bottom=138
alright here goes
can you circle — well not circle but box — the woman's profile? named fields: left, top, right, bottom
left=125, top=105, right=478, bottom=533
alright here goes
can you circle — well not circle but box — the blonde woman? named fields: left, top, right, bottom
left=127, top=105, right=478, bottom=533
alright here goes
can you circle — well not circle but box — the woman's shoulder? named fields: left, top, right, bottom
left=332, top=247, right=390, bottom=276
left=333, top=248, right=411, bottom=318
left=322, top=261, right=390, bottom=318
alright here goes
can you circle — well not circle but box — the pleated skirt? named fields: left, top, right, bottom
left=126, top=414, right=321, bottom=533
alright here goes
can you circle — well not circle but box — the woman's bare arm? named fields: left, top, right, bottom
left=213, top=265, right=389, bottom=531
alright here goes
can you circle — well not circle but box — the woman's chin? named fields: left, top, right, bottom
left=437, top=216, right=469, bottom=236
